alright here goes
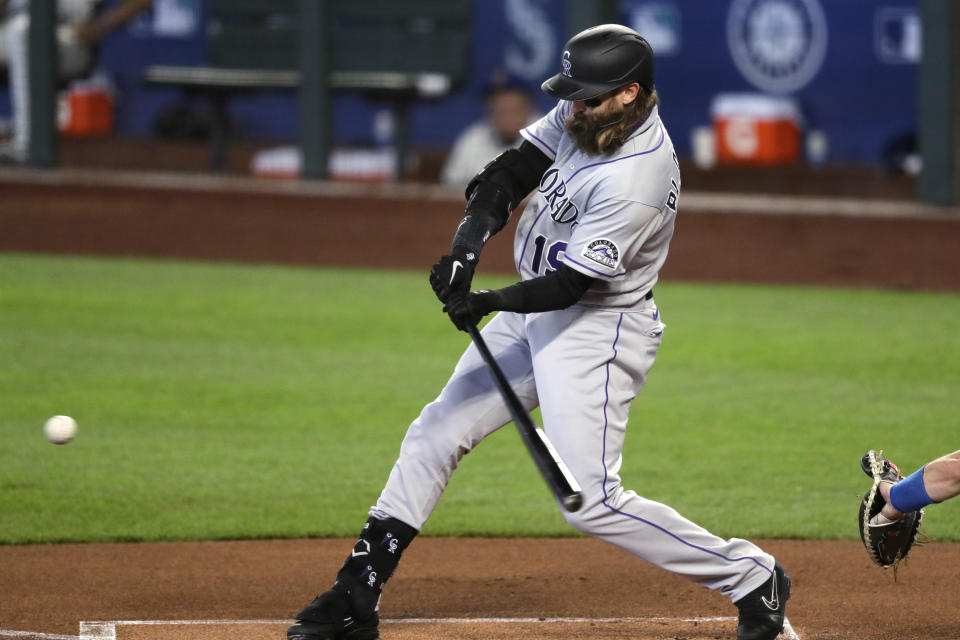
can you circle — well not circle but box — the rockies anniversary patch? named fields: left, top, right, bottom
left=582, top=239, right=619, bottom=269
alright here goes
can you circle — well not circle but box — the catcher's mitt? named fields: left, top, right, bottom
left=858, top=450, right=923, bottom=573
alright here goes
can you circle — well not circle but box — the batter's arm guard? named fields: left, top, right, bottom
left=464, top=141, right=552, bottom=207
left=434, top=142, right=552, bottom=303
left=451, top=141, right=552, bottom=259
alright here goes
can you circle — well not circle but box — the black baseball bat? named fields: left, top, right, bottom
left=466, top=324, right=583, bottom=512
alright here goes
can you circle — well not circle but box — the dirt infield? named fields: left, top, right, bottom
left=2, top=169, right=960, bottom=639
left=1, top=538, right=959, bottom=640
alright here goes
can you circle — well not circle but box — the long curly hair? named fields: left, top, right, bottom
left=566, top=87, right=660, bottom=155
left=596, top=88, right=659, bottom=153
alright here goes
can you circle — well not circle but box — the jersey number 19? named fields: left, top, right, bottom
left=531, top=236, right=567, bottom=274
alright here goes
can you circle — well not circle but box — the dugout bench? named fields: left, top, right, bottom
left=143, top=0, right=473, bottom=176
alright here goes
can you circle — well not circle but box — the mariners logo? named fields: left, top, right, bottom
left=726, top=0, right=828, bottom=94
left=582, top=239, right=619, bottom=269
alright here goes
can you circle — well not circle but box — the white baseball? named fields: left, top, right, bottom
left=44, top=415, right=77, bottom=445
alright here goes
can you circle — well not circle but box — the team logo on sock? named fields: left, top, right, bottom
left=380, top=532, right=399, bottom=553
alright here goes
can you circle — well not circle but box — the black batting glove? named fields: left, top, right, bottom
left=429, top=247, right=477, bottom=303
left=443, top=290, right=495, bottom=332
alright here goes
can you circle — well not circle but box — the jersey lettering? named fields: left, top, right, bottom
left=666, top=178, right=679, bottom=212
left=538, top=168, right=580, bottom=224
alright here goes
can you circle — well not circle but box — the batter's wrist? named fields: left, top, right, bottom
left=473, top=289, right=499, bottom=314
left=451, top=244, right=478, bottom=266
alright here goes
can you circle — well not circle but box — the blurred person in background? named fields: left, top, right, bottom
left=441, top=69, right=539, bottom=187
left=0, top=0, right=153, bottom=163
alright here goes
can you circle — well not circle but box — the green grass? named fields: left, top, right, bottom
left=1, top=253, right=958, bottom=543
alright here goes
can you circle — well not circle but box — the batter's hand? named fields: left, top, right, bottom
left=430, top=248, right=476, bottom=303
left=443, top=290, right=494, bottom=332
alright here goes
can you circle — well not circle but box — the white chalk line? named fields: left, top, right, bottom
left=68, top=616, right=798, bottom=640
left=0, top=631, right=82, bottom=640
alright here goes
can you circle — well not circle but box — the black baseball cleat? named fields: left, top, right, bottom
left=287, top=583, right=379, bottom=640
left=861, top=450, right=903, bottom=484
left=734, top=561, right=791, bottom=640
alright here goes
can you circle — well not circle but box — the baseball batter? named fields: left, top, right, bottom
left=289, top=25, right=790, bottom=640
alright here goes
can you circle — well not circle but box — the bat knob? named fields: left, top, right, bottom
left=562, top=492, right=583, bottom=513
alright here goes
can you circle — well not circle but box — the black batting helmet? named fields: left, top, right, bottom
left=541, top=24, right=654, bottom=101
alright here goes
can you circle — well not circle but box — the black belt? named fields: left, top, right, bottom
left=644, top=289, right=654, bottom=300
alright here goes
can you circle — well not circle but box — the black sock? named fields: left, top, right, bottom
left=336, top=516, right=418, bottom=615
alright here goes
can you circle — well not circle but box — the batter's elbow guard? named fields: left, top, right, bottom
left=465, top=142, right=552, bottom=207
left=457, top=142, right=552, bottom=256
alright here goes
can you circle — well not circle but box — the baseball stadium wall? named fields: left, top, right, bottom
left=1, top=169, right=959, bottom=292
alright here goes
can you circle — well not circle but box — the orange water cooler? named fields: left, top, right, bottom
left=711, top=94, right=802, bottom=165
left=58, top=84, right=114, bottom=137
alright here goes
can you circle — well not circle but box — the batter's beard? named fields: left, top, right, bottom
left=564, top=105, right=637, bottom=156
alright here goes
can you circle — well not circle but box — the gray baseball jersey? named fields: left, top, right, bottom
left=371, top=100, right=776, bottom=605
left=516, top=102, right=679, bottom=309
